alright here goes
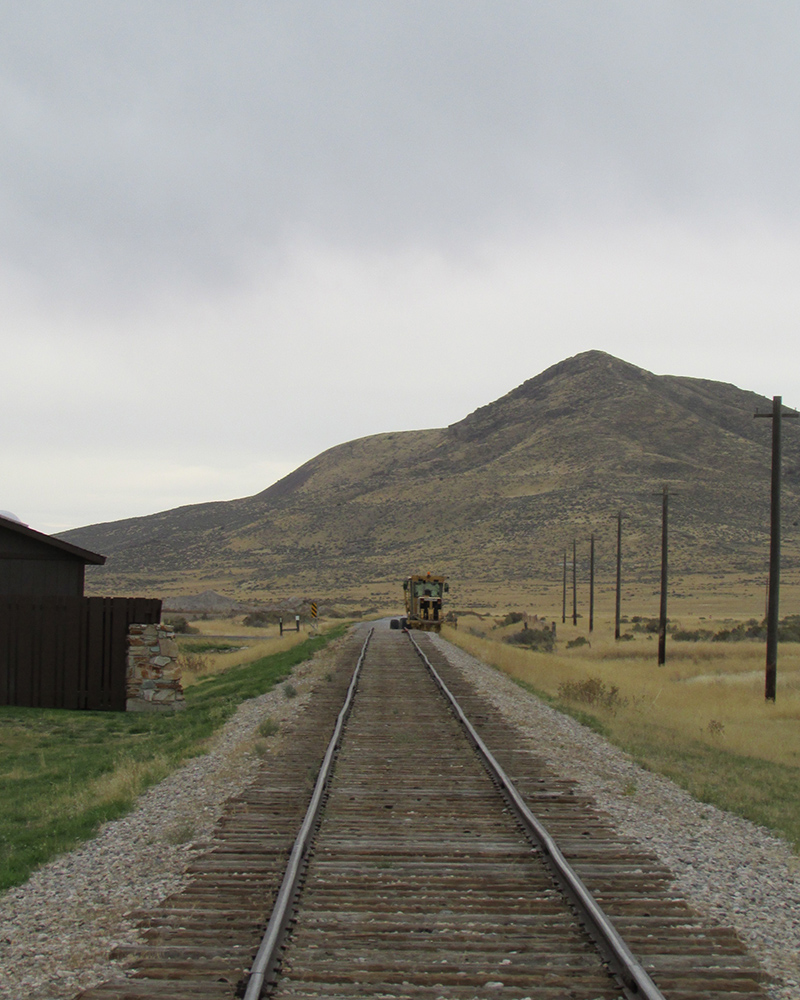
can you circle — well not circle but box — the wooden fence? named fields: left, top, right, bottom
left=0, top=596, right=162, bottom=711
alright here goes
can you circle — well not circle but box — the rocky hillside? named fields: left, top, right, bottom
left=61, top=351, right=800, bottom=602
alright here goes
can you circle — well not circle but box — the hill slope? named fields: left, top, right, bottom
left=61, top=351, right=800, bottom=604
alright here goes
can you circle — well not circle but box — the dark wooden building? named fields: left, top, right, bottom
left=0, top=515, right=160, bottom=710
left=0, top=514, right=106, bottom=596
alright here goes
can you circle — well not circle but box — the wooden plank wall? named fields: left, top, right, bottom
left=0, top=597, right=162, bottom=711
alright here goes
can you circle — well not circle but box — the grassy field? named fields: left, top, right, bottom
left=174, top=621, right=312, bottom=685
left=0, top=623, right=348, bottom=893
left=443, top=618, right=800, bottom=850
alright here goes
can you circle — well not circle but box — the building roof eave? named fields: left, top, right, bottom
left=0, top=515, right=107, bottom=565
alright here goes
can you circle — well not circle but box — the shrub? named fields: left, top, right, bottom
left=673, top=628, right=714, bottom=642
left=500, top=611, right=525, bottom=627
left=779, top=615, right=800, bottom=642
left=558, top=677, right=627, bottom=713
left=631, top=618, right=661, bottom=634
left=670, top=617, right=800, bottom=644
left=504, top=627, right=554, bottom=653
left=283, top=683, right=298, bottom=699
left=567, top=636, right=590, bottom=649
left=164, top=615, right=199, bottom=634
left=163, top=820, right=195, bottom=845
left=258, top=717, right=279, bottom=738
left=243, top=610, right=277, bottom=627
left=712, top=619, right=766, bottom=642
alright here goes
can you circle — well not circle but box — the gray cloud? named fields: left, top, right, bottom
left=3, top=1, right=800, bottom=531
left=3, top=1, right=800, bottom=305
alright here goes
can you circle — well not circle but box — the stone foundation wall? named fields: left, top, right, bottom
left=126, top=623, right=185, bottom=711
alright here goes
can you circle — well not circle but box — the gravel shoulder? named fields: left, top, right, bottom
left=0, top=639, right=343, bottom=1000
left=2, top=628, right=799, bottom=1000
left=430, top=632, right=800, bottom=1000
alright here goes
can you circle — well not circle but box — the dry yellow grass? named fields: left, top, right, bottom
left=61, top=753, right=172, bottom=818
left=177, top=622, right=324, bottom=686
left=443, top=620, right=800, bottom=846
left=442, top=625, right=800, bottom=768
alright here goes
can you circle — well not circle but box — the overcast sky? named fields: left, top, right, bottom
left=3, top=1, right=800, bottom=533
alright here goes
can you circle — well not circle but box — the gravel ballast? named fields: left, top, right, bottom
left=1, top=628, right=798, bottom=999
left=429, top=633, right=800, bottom=1000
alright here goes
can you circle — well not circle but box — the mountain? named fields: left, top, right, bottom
left=60, top=351, right=800, bottom=606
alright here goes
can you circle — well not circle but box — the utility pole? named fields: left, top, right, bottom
left=589, top=533, right=595, bottom=632
left=755, top=396, right=799, bottom=701
left=658, top=486, right=668, bottom=667
left=562, top=550, right=567, bottom=624
left=572, top=538, right=577, bottom=626
left=615, top=512, right=623, bottom=640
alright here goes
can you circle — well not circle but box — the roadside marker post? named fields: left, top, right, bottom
left=278, top=615, right=301, bottom=635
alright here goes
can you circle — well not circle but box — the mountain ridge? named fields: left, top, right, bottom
left=60, top=351, right=800, bottom=603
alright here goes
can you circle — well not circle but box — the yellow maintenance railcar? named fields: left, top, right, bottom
left=402, top=573, right=449, bottom=632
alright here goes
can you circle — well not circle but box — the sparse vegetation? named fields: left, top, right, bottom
left=163, top=819, right=195, bottom=845
left=163, top=615, right=199, bottom=634
left=558, top=676, right=626, bottom=712
left=258, top=717, right=279, bottom=738
left=671, top=616, right=800, bottom=643
left=177, top=651, right=211, bottom=677
left=243, top=610, right=283, bottom=627
left=631, top=617, right=662, bottom=634
left=673, top=628, right=715, bottom=642
left=504, top=626, right=555, bottom=652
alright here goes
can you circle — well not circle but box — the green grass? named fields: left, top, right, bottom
left=508, top=674, right=800, bottom=849
left=508, top=674, right=800, bottom=847
left=177, top=639, right=245, bottom=654
left=0, top=624, right=347, bottom=892
left=618, top=719, right=800, bottom=848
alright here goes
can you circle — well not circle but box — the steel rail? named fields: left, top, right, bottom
left=242, top=627, right=374, bottom=1000
left=406, top=629, right=667, bottom=1000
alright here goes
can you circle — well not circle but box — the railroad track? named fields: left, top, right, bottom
left=80, top=624, right=770, bottom=1000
